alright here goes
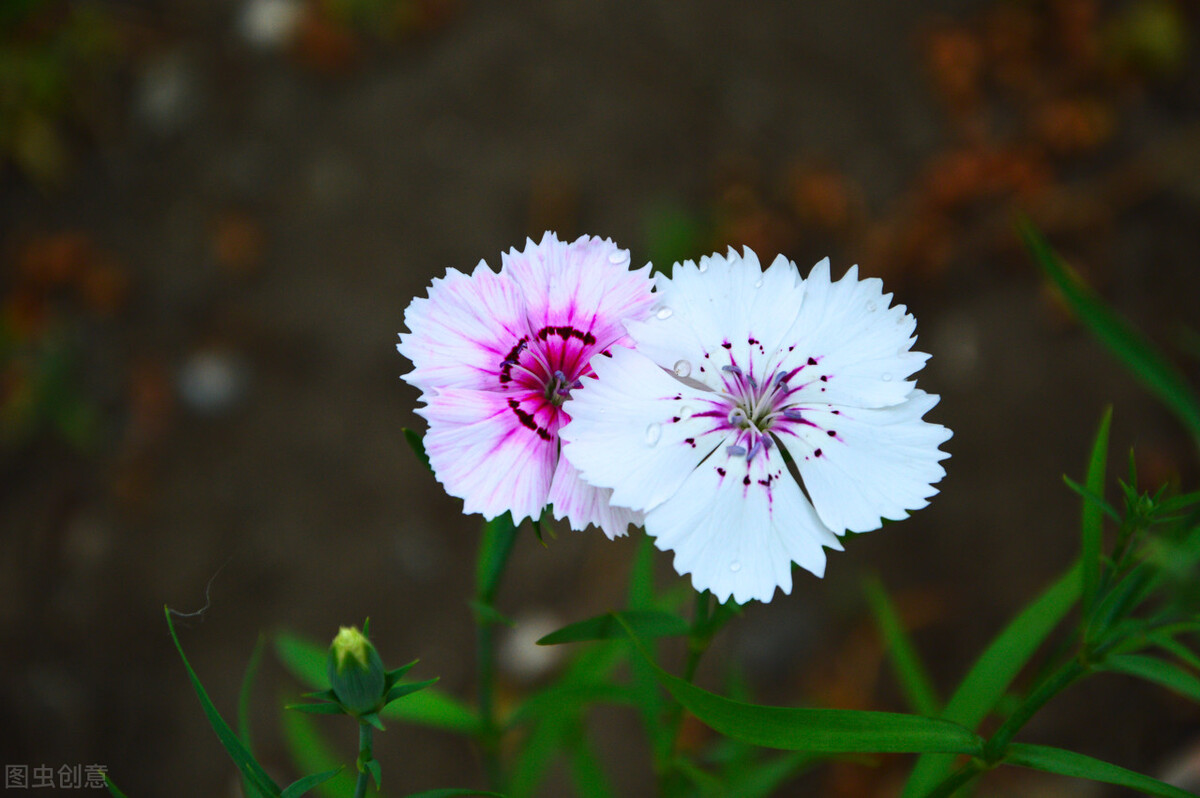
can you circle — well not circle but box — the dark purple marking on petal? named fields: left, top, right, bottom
left=807, top=356, right=817, bottom=366
left=684, top=437, right=696, bottom=448
left=498, top=336, right=530, bottom=384
left=601, top=349, right=613, bottom=358
left=831, top=409, right=841, bottom=415
left=827, top=429, right=836, bottom=437
left=721, top=341, right=732, bottom=350
left=507, top=397, right=553, bottom=441
left=671, top=416, right=680, bottom=423
left=716, top=467, right=726, bottom=477
left=536, top=325, right=597, bottom=345
left=748, top=337, right=759, bottom=346
left=814, top=448, right=822, bottom=457
left=742, top=475, right=751, bottom=486
left=820, top=375, right=828, bottom=382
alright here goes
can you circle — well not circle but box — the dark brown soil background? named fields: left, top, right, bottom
left=3, top=1, right=1200, bottom=795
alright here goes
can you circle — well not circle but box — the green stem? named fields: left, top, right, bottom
left=924, top=760, right=984, bottom=798
left=658, top=592, right=717, bottom=798
left=353, top=722, right=373, bottom=798
left=474, top=517, right=519, bottom=791
left=983, top=658, right=1088, bottom=762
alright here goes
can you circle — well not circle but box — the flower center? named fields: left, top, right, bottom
left=721, top=365, right=793, bottom=430
left=544, top=369, right=582, bottom=406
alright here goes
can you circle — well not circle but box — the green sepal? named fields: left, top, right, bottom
left=365, top=756, right=383, bottom=789
left=385, top=677, right=440, bottom=706
left=403, top=428, right=433, bottom=473
left=279, top=767, right=344, bottom=798
left=468, top=599, right=517, bottom=628
left=301, top=688, right=338, bottom=701
left=286, top=701, right=345, bottom=715
left=384, top=659, right=419, bottom=687
left=362, top=712, right=387, bottom=731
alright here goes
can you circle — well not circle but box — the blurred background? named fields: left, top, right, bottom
left=2, top=0, right=1199, bottom=795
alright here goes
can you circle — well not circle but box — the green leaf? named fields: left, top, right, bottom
left=401, top=790, right=505, bottom=797
left=566, top=727, right=616, bottom=798
left=239, top=635, right=268, bottom=798
left=620, top=617, right=983, bottom=755
left=1020, top=220, right=1200, bottom=451
left=1081, top=406, right=1113, bottom=612
left=104, top=776, right=129, bottom=797
left=1003, top=742, right=1197, bottom=797
left=1062, top=475, right=1121, bottom=523
left=476, top=513, right=518, bottom=604
left=537, top=610, right=689, bottom=646
left=165, top=607, right=282, bottom=797
left=467, top=599, right=517, bottom=628
left=280, top=707, right=360, bottom=798
left=365, top=758, right=382, bottom=789
left=275, top=633, right=479, bottom=734
left=1103, top=653, right=1200, bottom=703
left=280, top=768, right=345, bottom=798
left=863, top=575, right=940, bottom=717
left=403, top=427, right=432, bottom=473
left=731, top=752, right=819, bottom=798
left=1149, top=632, right=1200, bottom=672
left=902, top=563, right=1081, bottom=797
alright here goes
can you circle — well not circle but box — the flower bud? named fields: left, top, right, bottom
left=327, top=626, right=386, bottom=716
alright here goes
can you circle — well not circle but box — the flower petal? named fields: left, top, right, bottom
left=775, top=389, right=952, bottom=534
left=559, top=346, right=730, bottom=513
left=548, top=457, right=644, bottom=539
left=646, top=445, right=842, bottom=604
left=624, top=249, right=805, bottom=391
left=399, top=261, right=529, bottom=393
left=776, top=257, right=928, bottom=409
left=417, top=387, right=558, bottom=525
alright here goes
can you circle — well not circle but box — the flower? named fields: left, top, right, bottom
left=560, top=248, right=951, bottom=603
left=398, top=232, right=656, bottom=537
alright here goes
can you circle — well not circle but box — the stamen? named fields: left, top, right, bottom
left=727, top=445, right=747, bottom=456
left=721, top=365, right=743, bottom=377
left=783, top=408, right=804, bottom=420
left=746, top=437, right=764, bottom=462
left=728, top=407, right=749, bottom=428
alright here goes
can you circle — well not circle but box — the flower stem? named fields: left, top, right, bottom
left=983, top=657, right=1088, bottom=762
left=923, top=760, right=985, bottom=798
left=474, top=515, right=519, bottom=791
left=353, top=722, right=373, bottom=798
left=658, top=592, right=718, bottom=797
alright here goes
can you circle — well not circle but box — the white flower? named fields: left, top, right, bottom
left=559, top=248, right=951, bottom=603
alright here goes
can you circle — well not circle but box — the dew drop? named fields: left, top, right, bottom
left=866, top=300, right=877, bottom=312
left=645, top=423, right=662, bottom=446
left=753, top=277, right=764, bottom=288
left=882, top=373, right=892, bottom=382
left=673, top=359, right=692, bottom=378
left=608, top=250, right=629, bottom=264
left=677, top=404, right=694, bottom=420
left=730, top=561, right=742, bottom=573
left=655, top=306, right=673, bottom=320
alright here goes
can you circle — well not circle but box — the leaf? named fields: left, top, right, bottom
left=863, top=575, right=939, bottom=717
left=902, top=563, right=1082, bottom=797
left=165, top=607, right=282, bottom=797
left=566, top=727, right=616, bottom=798
left=1020, top=220, right=1200, bottom=451
left=467, top=599, right=516, bottom=628
left=239, top=635, right=268, bottom=798
left=401, top=790, right=505, bottom=798
left=275, top=633, right=479, bottom=734
left=1103, top=654, right=1200, bottom=703
left=732, top=752, right=819, bottom=798
left=1062, top=475, right=1121, bottom=523
left=384, top=677, right=439, bottom=704
left=476, top=513, right=518, bottom=604
left=281, top=768, right=345, bottom=798
left=104, top=776, right=129, bottom=797
left=1081, top=406, right=1113, bottom=612
left=537, top=610, right=689, bottom=646
left=620, top=618, right=983, bottom=755
left=280, top=707, right=360, bottom=798
left=402, top=427, right=432, bottom=473
left=1003, top=742, right=1197, bottom=798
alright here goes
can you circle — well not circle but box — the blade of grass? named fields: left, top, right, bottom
left=239, top=635, right=268, bottom=798
left=863, top=575, right=940, bottom=717
left=1020, top=220, right=1200, bottom=451
left=1003, top=742, right=1197, bottom=798
left=1081, top=407, right=1113, bottom=612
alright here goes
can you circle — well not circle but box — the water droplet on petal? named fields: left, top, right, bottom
left=608, top=250, right=629, bottom=264
left=753, top=277, right=764, bottom=288
left=673, top=359, right=692, bottom=377
left=697, top=262, right=708, bottom=273
left=677, top=405, right=694, bottom=420
left=882, top=373, right=892, bottom=382
left=655, top=306, right=673, bottom=320
left=867, top=300, right=877, bottom=312
left=645, top=423, right=661, bottom=446
left=730, top=561, right=742, bottom=572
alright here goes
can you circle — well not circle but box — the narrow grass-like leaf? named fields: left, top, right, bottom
left=620, top=617, right=982, bottom=754
left=401, top=790, right=504, bottom=797
left=508, top=710, right=574, bottom=798
left=1062, top=475, right=1121, bottom=523
left=730, top=752, right=818, bottom=798
left=1003, top=742, right=1197, bottom=797
left=1103, top=654, right=1200, bottom=703
left=275, top=633, right=479, bottom=734
left=863, top=575, right=939, bottom=717
left=566, top=727, right=616, bottom=798
left=1020, top=220, right=1200, bottom=450
left=402, top=427, right=432, bottom=473
left=537, top=610, right=689, bottom=646
left=902, top=563, right=1081, bottom=797
left=1081, top=407, right=1113, bottom=612
left=476, top=513, right=518, bottom=604
left=239, top=635, right=268, bottom=798
left=280, top=708, right=361, bottom=798
left=104, top=776, right=129, bottom=797
left=166, top=607, right=281, bottom=797
left=467, top=600, right=516, bottom=628
left=1150, top=633, right=1200, bottom=671
left=280, top=768, right=345, bottom=798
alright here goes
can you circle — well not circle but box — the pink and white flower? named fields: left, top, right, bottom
left=560, top=248, right=951, bottom=603
left=398, top=232, right=656, bottom=538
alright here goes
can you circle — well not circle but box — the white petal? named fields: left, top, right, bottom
left=775, top=389, right=952, bottom=534
left=625, top=248, right=805, bottom=391
left=645, top=445, right=841, bottom=604
left=776, top=258, right=927, bottom=408
left=399, top=262, right=530, bottom=393
left=418, top=387, right=558, bottom=525
left=559, top=346, right=730, bottom=513
left=548, top=457, right=644, bottom=539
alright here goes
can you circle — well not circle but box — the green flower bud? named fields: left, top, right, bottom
left=327, top=626, right=386, bottom=716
